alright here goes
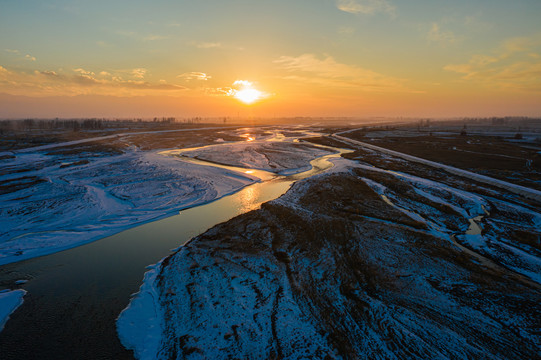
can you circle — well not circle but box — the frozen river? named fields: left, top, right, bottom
left=0, top=133, right=350, bottom=359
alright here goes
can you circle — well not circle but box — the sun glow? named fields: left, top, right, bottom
left=231, top=80, right=265, bottom=104
left=235, top=88, right=262, bottom=104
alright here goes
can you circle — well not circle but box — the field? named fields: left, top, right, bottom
left=1, top=120, right=540, bottom=359
left=343, top=122, right=541, bottom=190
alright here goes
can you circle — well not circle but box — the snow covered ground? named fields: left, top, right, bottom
left=0, top=289, right=26, bottom=332
left=0, top=146, right=258, bottom=266
left=355, top=163, right=541, bottom=285
left=118, top=146, right=541, bottom=359
left=334, top=134, right=541, bottom=202
left=168, top=139, right=336, bottom=175
left=0, top=126, right=236, bottom=157
left=0, top=129, right=336, bottom=266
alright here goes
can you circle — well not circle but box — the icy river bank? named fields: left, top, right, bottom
left=2, top=126, right=539, bottom=359
left=0, top=130, right=349, bottom=359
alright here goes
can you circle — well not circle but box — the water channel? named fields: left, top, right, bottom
left=379, top=190, right=540, bottom=290
left=0, top=138, right=350, bottom=359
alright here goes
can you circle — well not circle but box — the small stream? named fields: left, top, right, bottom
left=0, top=137, right=350, bottom=359
left=378, top=191, right=540, bottom=289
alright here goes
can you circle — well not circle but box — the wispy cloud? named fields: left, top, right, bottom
left=191, top=41, right=222, bottom=49
left=38, top=70, right=59, bottom=77
left=131, top=68, right=147, bottom=79
left=205, top=80, right=270, bottom=100
left=444, top=33, right=541, bottom=92
left=274, top=53, right=413, bottom=92
left=73, top=68, right=95, bottom=77
left=142, top=34, right=168, bottom=41
left=501, top=34, right=541, bottom=56
left=427, top=23, right=456, bottom=45
left=177, top=72, right=211, bottom=81
left=423, top=15, right=491, bottom=46
left=5, top=49, right=37, bottom=62
left=335, top=0, right=395, bottom=17
left=115, top=30, right=168, bottom=42
left=0, top=66, right=186, bottom=97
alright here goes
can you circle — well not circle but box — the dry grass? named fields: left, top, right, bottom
left=345, top=132, right=541, bottom=190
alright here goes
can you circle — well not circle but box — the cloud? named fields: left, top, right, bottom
left=501, top=34, right=541, bottom=57
left=232, top=80, right=252, bottom=87
left=5, top=49, right=38, bottom=62
left=142, top=35, right=168, bottom=41
left=335, top=0, right=395, bottom=16
left=205, top=87, right=232, bottom=96
left=205, top=80, right=270, bottom=100
left=274, top=53, right=412, bottom=92
left=444, top=33, right=541, bottom=92
left=73, top=68, right=95, bottom=76
left=192, top=41, right=222, bottom=49
left=115, top=30, right=167, bottom=42
left=38, top=70, right=59, bottom=77
left=421, top=16, right=485, bottom=48
left=177, top=72, right=211, bottom=81
left=131, top=68, right=147, bottom=79
left=427, top=23, right=456, bottom=45
left=0, top=66, right=187, bottom=97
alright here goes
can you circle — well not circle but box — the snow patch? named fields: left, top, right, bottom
left=0, top=289, right=26, bottom=332
left=117, top=262, right=164, bottom=360
left=0, top=149, right=256, bottom=265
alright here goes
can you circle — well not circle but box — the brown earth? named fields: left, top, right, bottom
left=342, top=130, right=541, bottom=190
left=154, top=167, right=540, bottom=359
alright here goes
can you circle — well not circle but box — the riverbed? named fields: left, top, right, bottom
left=0, top=134, right=350, bottom=359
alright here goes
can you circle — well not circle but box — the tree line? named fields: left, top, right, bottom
left=0, top=117, right=212, bottom=133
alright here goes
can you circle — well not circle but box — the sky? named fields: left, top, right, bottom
left=1, top=0, right=540, bottom=119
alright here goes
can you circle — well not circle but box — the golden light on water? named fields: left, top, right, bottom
left=241, top=133, right=255, bottom=141
left=238, top=185, right=259, bottom=213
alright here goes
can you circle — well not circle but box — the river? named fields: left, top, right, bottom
left=0, top=137, right=350, bottom=359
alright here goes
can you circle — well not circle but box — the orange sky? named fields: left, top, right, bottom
left=1, top=1, right=540, bottom=118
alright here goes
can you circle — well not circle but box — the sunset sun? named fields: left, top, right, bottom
left=231, top=80, right=265, bottom=104
left=234, top=88, right=262, bottom=104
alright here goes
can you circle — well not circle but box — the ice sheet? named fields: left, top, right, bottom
left=0, top=289, right=26, bottom=332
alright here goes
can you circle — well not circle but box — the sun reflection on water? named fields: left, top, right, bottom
left=238, top=184, right=260, bottom=213
left=241, top=133, right=255, bottom=142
